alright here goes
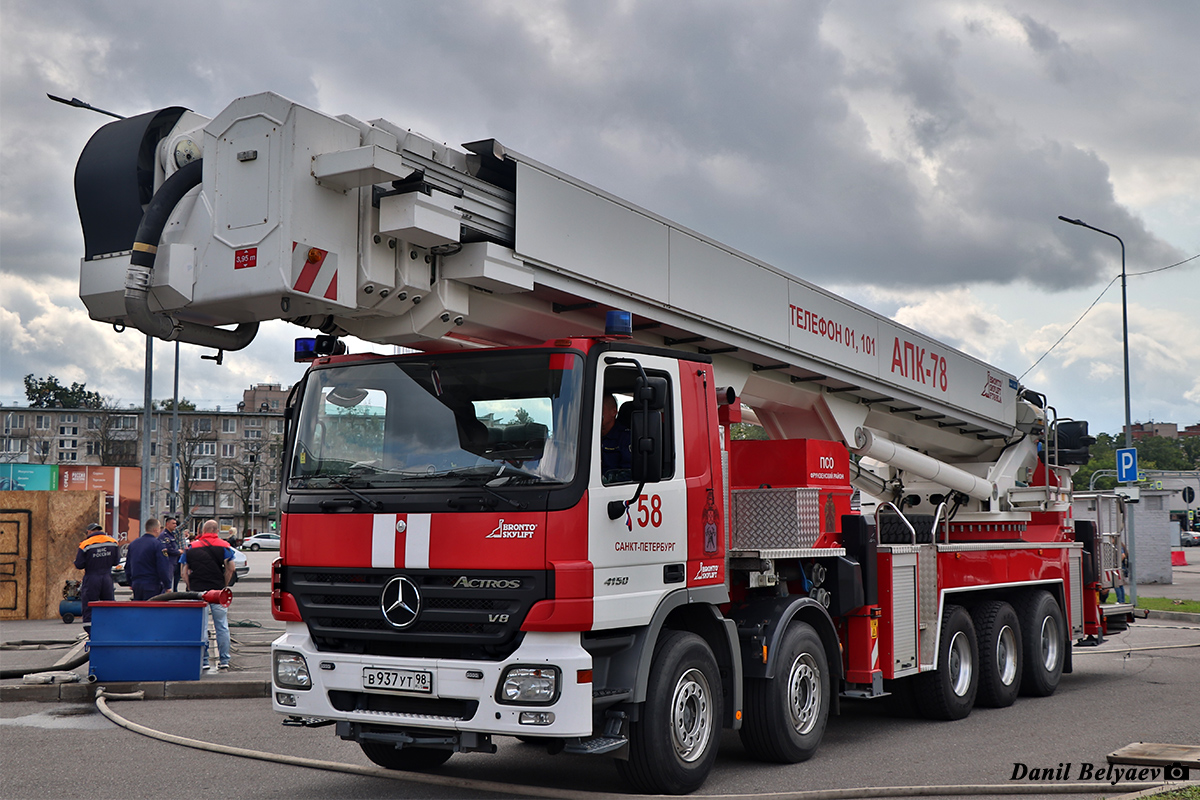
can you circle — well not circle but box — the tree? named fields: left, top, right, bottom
left=174, top=420, right=217, bottom=527
left=1074, top=432, right=1118, bottom=490
left=83, top=399, right=140, bottom=467
left=1135, top=435, right=1190, bottom=471
left=730, top=423, right=769, bottom=441
left=154, top=398, right=197, bottom=411
left=1073, top=431, right=1191, bottom=490
left=23, top=374, right=102, bottom=409
left=1183, top=436, right=1200, bottom=469
left=218, top=427, right=284, bottom=535
left=220, top=440, right=264, bottom=536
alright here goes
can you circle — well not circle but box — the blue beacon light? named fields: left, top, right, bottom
left=605, top=310, right=633, bottom=337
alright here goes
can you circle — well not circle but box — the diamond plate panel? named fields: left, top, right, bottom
left=917, top=544, right=938, bottom=668
left=730, top=488, right=821, bottom=550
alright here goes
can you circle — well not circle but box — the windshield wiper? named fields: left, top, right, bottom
left=477, top=481, right=526, bottom=510
left=324, top=474, right=383, bottom=510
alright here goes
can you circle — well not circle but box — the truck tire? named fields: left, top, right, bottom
left=916, top=604, right=977, bottom=720
left=359, top=741, right=453, bottom=771
left=615, top=630, right=721, bottom=795
left=1016, top=590, right=1064, bottom=697
left=879, top=514, right=934, bottom=544
left=739, top=621, right=829, bottom=763
left=971, top=600, right=1022, bottom=708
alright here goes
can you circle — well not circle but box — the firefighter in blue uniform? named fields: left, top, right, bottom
left=73, top=522, right=120, bottom=631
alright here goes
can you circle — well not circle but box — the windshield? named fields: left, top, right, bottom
left=289, top=351, right=583, bottom=490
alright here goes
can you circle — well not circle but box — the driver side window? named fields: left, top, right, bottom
left=599, top=385, right=633, bottom=485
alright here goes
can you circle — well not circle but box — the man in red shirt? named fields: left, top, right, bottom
left=181, top=520, right=236, bottom=671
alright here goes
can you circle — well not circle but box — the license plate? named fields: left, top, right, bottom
left=362, top=667, right=433, bottom=694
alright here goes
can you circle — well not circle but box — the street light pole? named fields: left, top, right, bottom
left=1057, top=215, right=1136, bottom=604
left=1058, top=217, right=1130, bottom=446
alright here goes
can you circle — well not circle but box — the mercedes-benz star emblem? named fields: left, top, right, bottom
left=380, top=576, right=421, bottom=629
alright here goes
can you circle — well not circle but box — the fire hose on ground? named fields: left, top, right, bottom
left=92, top=688, right=1172, bottom=800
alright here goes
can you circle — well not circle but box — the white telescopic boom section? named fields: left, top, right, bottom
left=852, top=427, right=996, bottom=503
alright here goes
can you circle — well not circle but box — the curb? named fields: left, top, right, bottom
left=1142, top=609, right=1200, bottom=623
left=0, top=678, right=270, bottom=703
left=1109, top=779, right=1200, bottom=800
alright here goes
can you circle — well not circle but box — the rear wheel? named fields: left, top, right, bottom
left=916, top=604, right=977, bottom=720
left=739, top=622, right=829, bottom=763
left=616, top=630, right=721, bottom=795
left=1016, top=590, right=1064, bottom=697
left=971, top=601, right=1022, bottom=708
left=249, top=543, right=261, bottom=551
left=359, top=741, right=453, bottom=771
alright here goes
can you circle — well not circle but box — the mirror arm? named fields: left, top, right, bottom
left=608, top=480, right=647, bottom=520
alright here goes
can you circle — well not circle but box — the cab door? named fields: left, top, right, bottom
left=586, top=354, right=687, bottom=629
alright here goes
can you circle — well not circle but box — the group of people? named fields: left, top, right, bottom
left=73, top=516, right=237, bottom=672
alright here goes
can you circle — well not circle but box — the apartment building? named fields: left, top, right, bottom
left=0, top=383, right=288, bottom=536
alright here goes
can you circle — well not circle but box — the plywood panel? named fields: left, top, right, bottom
left=0, top=490, right=105, bottom=620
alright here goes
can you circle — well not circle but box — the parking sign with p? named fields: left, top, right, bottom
left=1117, top=448, right=1138, bottom=483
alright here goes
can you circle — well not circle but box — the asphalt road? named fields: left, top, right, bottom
left=2, top=609, right=1197, bottom=800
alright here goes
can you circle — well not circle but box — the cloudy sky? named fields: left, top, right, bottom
left=2, top=0, right=1197, bottom=434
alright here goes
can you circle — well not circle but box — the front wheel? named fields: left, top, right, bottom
left=916, top=604, right=978, bottom=720
left=739, top=622, right=829, bottom=763
left=615, top=630, right=722, bottom=795
left=1017, top=590, right=1065, bottom=697
left=359, top=741, right=453, bottom=771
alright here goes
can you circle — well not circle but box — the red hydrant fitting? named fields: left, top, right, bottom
left=201, top=588, right=233, bottom=608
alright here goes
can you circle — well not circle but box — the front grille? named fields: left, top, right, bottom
left=328, top=690, right=478, bottom=720
left=427, top=597, right=502, bottom=610
left=310, top=594, right=378, bottom=606
left=286, top=567, right=548, bottom=660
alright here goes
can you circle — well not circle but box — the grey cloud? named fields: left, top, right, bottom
left=1017, top=14, right=1079, bottom=84
left=1, top=0, right=1196, bottom=419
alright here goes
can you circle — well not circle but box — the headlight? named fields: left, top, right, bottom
left=497, top=666, right=559, bottom=705
left=274, top=651, right=311, bottom=690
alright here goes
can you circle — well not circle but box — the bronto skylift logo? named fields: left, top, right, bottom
left=486, top=519, right=538, bottom=540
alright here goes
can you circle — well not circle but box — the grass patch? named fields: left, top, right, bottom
left=1137, top=596, right=1200, bottom=614
left=1138, top=786, right=1200, bottom=800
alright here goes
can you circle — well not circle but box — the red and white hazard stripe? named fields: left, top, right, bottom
left=291, top=242, right=338, bottom=301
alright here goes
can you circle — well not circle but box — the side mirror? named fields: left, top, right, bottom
left=630, top=375, right=669, bottom=484
left=631, top=408, right=664, bottom=483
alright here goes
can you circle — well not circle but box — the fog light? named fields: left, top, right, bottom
left=274, top=651, right=312, bottom=690
left=497, top=666, right=560, bottom=705
left=276, top=692, right=297, bottom=707
left=519, top=711, right=555, bottom=725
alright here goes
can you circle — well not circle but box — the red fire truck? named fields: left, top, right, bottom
left=75, top=92, right=1127, bottom=794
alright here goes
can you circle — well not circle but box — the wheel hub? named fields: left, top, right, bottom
left=948, top=630, right=973, bottom=697
left=671, top=668, right=712, bottom=762
left=1040, top=616, right=1060, bottom=671
left=787, top=654, right=821, bottom=734
left=997, top=624, right=1018, bottom=685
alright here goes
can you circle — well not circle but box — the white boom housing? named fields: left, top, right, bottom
left=78, top=92, right=1046, bottom=484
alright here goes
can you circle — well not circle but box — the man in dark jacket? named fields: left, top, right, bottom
left=158, top=516, right=183, bottom=591
left=73, top=523, right=120, bottom=630
left=181, top=519, right=236, bottom=671
left=126, top=517, right=172, bottom=600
